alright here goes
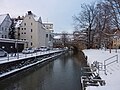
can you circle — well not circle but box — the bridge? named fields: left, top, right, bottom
left=52, top=31, right=87, bottom=51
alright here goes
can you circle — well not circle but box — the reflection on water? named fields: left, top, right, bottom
left=0, top=51, right=86, bottom=90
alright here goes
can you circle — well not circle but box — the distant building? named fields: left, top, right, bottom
left=0, top=38, right=25, bottom=53
left=15, top=11, right=53, bottom=48
left=43, top=22, right=54, bottom=48
left=112, top=30, right=120, bottom=49
left=0, top=14, right=12, bottom=38
left=43, top=22, right=54, bottom=32
left=53, top=35, right=63, bottom=48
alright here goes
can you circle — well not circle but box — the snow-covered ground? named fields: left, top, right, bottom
left=83, top=49, right=120, bottom=90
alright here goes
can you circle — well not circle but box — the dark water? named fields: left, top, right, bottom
left=0, top=51, right=87, bottom=90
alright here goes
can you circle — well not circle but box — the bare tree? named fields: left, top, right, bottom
left=94, top=2, right=112, bottom=48
left=105, top=0, right=120, bottom=30
left=61, top=31, right=68, bottom=47
left=73, top=3, right=98, bottom=48
left=9, top=19, right=15, bottom=39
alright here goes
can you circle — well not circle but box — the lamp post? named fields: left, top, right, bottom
left=15, top=39, right=19, bottom=59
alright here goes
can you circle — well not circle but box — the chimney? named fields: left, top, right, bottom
left=28, top=11, right=32, bottom=15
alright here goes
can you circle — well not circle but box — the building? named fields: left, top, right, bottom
left=43, top=22, right=54, bottom=32
left=43, top=22, right=54, bottom=48
left=112, top=30, right=120, bottom=49
left=0, top=38, right=25, bottom=53
left=15, top=11, right=53, bottom=48
left=53, top=35, right=63, bottom=48
left=0, top=14, right=12, bottom=38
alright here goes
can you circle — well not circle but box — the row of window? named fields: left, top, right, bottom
left=21, top=28, right=33, bottom=32
left=1, top=35, right=7, bottom=38
left=24, top=23, right=33, bottom=26
left=0, top=27, right=8, bottom=31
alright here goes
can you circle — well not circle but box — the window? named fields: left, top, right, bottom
left=5, top=35, right=7, bottom=38
left=24, top=23, right=26, bottom=26
left=46, top=34, right=48, bottom=38
left=29, top=17, right=31, bottom=19
left=24, top=28, right=26, bottom=30
left=2, top=27, right=4, bottom=31
left=2, top=35, right=3, bottom=38
left=21, top=32, right=23, bottom=34
left=31, top=29, right=33, bottom=32
left=31, top=36, right=32, bottom=39
left=31, top=42, right=33, bottom=46
left=21, top=28, right=23, bottom=30
left=24, top=32, right=26, bottom=34
left=5, top=28, right=7, bottom=31
left=31, top=23, right=32, bottom=25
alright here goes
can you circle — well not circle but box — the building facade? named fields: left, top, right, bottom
left=15, top=11, right=53, bottom=48
left=0, top=14, right=12, bottom=38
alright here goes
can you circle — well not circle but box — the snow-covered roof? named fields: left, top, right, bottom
left=34, top=16, right=42, bottom=23
left=43, top=22, right=53, bottom=24
left=0, top=14, right=7, bottom=25
left=53, top=35, right=61, bottom=39
left=15, top=20, right=23, bottom=28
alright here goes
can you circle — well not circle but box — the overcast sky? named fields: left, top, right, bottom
left=0, top=0, right=95, bottom=33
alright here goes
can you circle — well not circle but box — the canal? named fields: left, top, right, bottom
left=0, top=51, right=87, bottom=90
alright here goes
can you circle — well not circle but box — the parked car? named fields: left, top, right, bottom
left=0, top=48, right=7, bottom=57
left=22, top=48, right=35, bottom=54
left=39, top=46, right=50, bottom=51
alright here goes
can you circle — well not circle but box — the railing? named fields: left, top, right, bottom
left=104, top=55, right=118, bottom=75
left=0, top=49, right=66, bottom=62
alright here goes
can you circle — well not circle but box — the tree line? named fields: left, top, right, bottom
left=73, top=0, right=120, bottom=49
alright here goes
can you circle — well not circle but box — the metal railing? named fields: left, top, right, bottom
left=0, top=49, right=65, bottom=62
left=104, top=55, right=118, bottom=75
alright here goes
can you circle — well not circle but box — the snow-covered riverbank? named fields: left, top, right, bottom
left=83, top=49, right=120, bottom=90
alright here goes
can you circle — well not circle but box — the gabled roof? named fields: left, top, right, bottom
left=26, top=11, right=42, bottom=23
left=34, top=16, right=42, bottom=23
left=0, top=14, right=8, bottom=25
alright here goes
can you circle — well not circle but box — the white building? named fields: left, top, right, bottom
left=43, top=22, right=54, bottom=32
left=43, top=22, right=54, bottom=48
left=15, top=11, right=53, bottom=48
left=0, top=14, right=12, bottom=38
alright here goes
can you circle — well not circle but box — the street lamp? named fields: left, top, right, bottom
left=15, top=39, right=19, bottom=59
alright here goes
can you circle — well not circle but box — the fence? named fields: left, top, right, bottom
left=104, top=55, right=118, bottom=75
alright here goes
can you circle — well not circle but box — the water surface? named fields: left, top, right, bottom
left=0, top=51, right=87, bottom=90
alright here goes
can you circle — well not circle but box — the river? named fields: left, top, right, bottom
left=0, top=51, right=87, bottom=90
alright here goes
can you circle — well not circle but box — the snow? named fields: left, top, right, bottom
left=0, top=49, right=63, bottom=64
left=82, top=49, right=120, bottom=90
left=53, top=35, right=61, bottom=39
left=15, top=20, right=23, bottom=28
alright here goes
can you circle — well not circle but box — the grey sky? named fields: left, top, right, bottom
left=0, top=0, right=95, bottom=33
